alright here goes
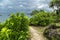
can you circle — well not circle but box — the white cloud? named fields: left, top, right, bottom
left=29, top=0, right=49, bottom=9
left=37, top=5, right=44, bottom=8
left=37, top=4, right=48, bottom=8
left=8, top=6, right=13, bottom=8
left=19, top=5, right=24, bottom=7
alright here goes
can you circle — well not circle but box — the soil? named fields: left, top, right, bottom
left=30, top=27, right=46, bottom=40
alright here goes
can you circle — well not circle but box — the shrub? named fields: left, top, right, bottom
left=30, top=12, right=56, bottom=26
left=0, top=23, right=3, bottom=31
left=0, top=13, right=29, bottom=40
left=0, top=27, right=12, bottom=40
left=43, top=24, right=60, bottom=40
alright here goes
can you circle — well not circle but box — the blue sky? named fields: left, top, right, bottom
left=0, top=0, right=52, bottom=15
left=0, top=0, right=53, bottom=22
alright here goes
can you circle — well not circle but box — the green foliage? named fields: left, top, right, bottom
left=50, top=0, right=60, bottom=7
left=0, top=23, right=3, bottom=31
left=30, top=10, right=45, bottom=15
left=50, top=0, right=60, bottom=19
left=30, top=11, right=56, bottom=26
left=0, top=27, right=12, bottom=40
left=0, top=13, right=29, bottom=40
left=43, top=24, right=60, bottom=40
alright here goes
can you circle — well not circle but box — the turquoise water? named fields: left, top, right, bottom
left=0, top=0, right=50, bottom=22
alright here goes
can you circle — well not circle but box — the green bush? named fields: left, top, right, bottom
left=43, top=24, right=60, bottom=40
left=0, top=23, right=3, bottom=31
left=0, top=27, right=12, bottom=40
left=0, top=13, right=29, bottom=40
left=30, top=12, right=56, bottom=26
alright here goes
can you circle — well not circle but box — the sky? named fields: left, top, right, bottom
left=0, top=0, right=52, bottom=14
left=0, top=0, right=53, bottom=22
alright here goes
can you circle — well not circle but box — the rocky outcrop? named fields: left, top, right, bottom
left=43, top=24, right=60, bottom=40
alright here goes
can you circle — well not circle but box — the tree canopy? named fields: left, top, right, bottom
left=50, top=0, right=60, bottom=14
left=50, top=0, right=60, bottom=8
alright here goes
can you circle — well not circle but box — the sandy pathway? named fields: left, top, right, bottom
left=30, top=27, right=45, bottom=40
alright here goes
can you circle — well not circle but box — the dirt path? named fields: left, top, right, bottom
left=30, top=27, right=45, bottom=40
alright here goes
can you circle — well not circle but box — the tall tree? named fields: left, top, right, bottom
left=50, top=0, right=60, bottom=21
left=50, top=0, right=60, bottom=14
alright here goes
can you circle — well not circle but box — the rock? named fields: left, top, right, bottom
left=43, top=24, right=60, bottom=40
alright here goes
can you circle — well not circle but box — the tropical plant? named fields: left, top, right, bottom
left=0, top=13, right=29, bottom=40
left=30, top=11, right=56, bottom=26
